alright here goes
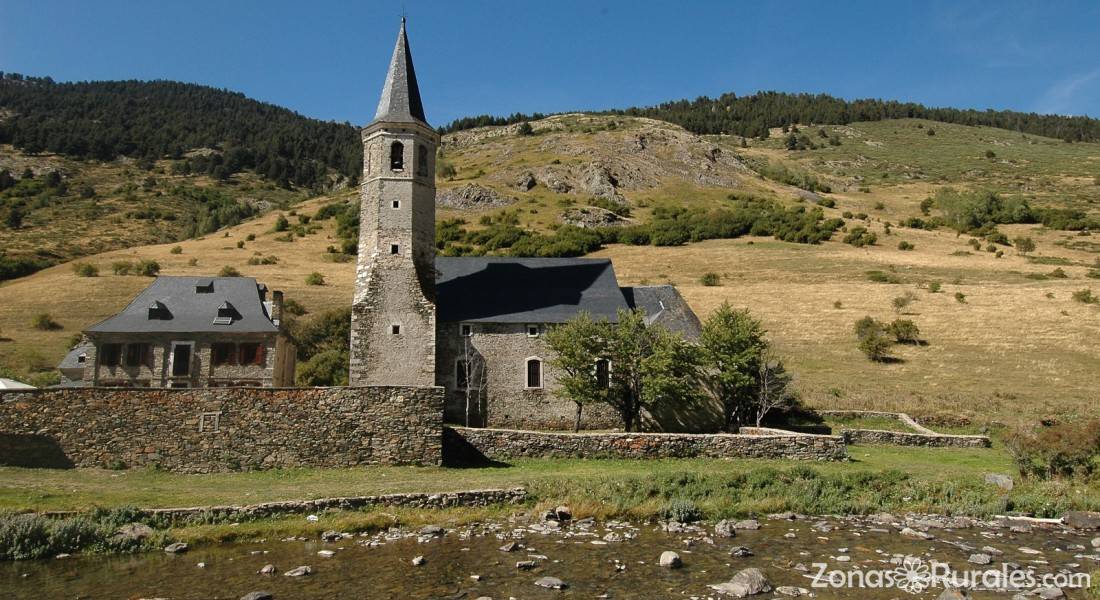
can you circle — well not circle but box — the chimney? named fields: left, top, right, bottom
left=271, top=290, right=284, bottom=327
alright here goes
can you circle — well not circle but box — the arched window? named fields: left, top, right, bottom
left=595, top=359, right=611, bottom=388
left=389, top=141, right=404, bottom=171
left=525, top=357, right=543, bottom=389
left=417, top=144, right=428, bottom=175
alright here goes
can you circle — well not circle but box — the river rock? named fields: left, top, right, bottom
left=554, top=505, right=572, bottom=521
left=411, top=555, right=426, bottom=566
left=163, top=542, right=188, bottom=554
left=258, top=564, right=276, bottom=575
left=900, top=527, right=932, bottom=540
left=659, top=551, right=682, bottom=568
left=968, top=553, right=992, bottom=565
left=320, top=530, right=342, bottom=542
left=113, top=522, right=154, bottom=544
left=499, top=541, right=519, bottom=552
left=317, top=550, right=335, bottom=558
left=981, top=545, right=1003, bottom=555
left=709, top=568, right=772, bottom=597
left=534, top=576, right=567, bottom=589
left=729, top=546, right=754, bottom=557
left=1037, top=587, right=1065, bottom=599
left=937, top=590, right=970, bottom=600
left=1091, top=537, right=1100, bottom=548
left=240, top=593, right=273, bottom=600
left=984, top=473, right=1014, bottom=490
left=516, top=560, right=538, bottom=570
left=1064, top=511, right=1100, bottom=530
left=733, top=519, right=760, bottom=531
left=420, top=525, right=445, bottom=537
left=714, top=520, right=737, bottom=538
left=775, top=587, right=810, bottom=597
left=283, top=566, right=311, bottom=577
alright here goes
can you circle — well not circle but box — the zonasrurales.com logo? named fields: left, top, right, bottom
left=810, top=556, right=1092, bottom=594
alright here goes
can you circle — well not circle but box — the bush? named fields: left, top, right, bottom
left=136, top=259, right=160, bottom=277
left=283, top=299, right=307, bottom=316
left=661, top=498, right=702, bottom=523
left=218, top=266, right=242, bottom=278
left=273, top=214, right=289, bottom=232
left=699, top=272, right=721, bottom=286
left=1072, top=289, right=1098, bottom=304
left=887, top=319, right=920, bottom=343
left=843, top=227, right=877, bottom=247
left=1014, top=236, right=1036, bottom=254
left=866, top=270, right=901, bottom=284
left=1049, top=268, right=1068, bottom=279
left=897, top=240, right=914, bottom=251
left=892, top=292, right=916, bottom=313
left=928, top=281, right=942, bottom=293
left=111, top=261, right=132, bottom=275
left=72, top=263, right=98, bottom=277
left=169, top=246, right=183, bottom=254
left=187, top=258, right=198, bottom=266
left=305, top=272, right=325, bottom=286
left=1006, top=420, right=1100, bottom=480
left=246, top=233, right=256, bottom=241
left=32, top=313, right=61, bottom=331
left=955, top=292, right=967, bottom=303
left=236, top=241, right=245, bottom=249
left=854, top=317, right=892, bottom=362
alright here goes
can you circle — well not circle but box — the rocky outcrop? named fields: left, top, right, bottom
left=561, top=206, right=631, bottom=228
left=437, top=183, right=516, bottom=210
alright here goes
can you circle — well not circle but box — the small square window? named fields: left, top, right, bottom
left=526, top=325, right=540, bottom=337
left=390, top=244, right=400, bottom=255
left=391, top=324, right=401, bottom=335
left=460, top=324, right=472, bottom=337
left=391, top=200, right=400, bottom=209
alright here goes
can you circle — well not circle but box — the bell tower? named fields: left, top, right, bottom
left=349, top=17, right=438, bottom=387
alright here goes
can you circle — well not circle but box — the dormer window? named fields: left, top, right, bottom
left=214, top=301, right=238, bottom=325
left=195, top=281, right=214, bottom=294
left=147, top=300, right=171, bottom=320
left=390, top=141, right=404, bottom=171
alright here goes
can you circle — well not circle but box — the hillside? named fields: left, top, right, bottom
left=1, top=114, right=1099, bottom=424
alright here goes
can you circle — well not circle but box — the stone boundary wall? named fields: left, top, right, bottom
left=0, top=386, right=444, bottom=472
left=445, top=426, right=847, bottom=462
left=41, top=488, right=528, bottom=524
left=818, top=409, right=991, bottom=449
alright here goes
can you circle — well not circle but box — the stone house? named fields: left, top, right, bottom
left=350, top=20, right=702, bottom=429
left=73, top=276, right=295, bottom=388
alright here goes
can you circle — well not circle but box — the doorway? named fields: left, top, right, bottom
left=169, top=342, right=193, bottom=379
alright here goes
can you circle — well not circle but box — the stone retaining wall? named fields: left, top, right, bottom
left=818, top=409, right=991, bottom=448
left=42, top=488, right=528, bottom=524
left=0, top=386, right=444, bottom=472
left=445, top=426, right=847, bottom=462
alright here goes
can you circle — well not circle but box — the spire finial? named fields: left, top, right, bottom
left=372, top=12, right=427, bottom=125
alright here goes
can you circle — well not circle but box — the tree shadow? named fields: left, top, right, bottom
left=0, top=434, right=75, bottom=468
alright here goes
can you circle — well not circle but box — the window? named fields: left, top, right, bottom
left=390, top=244, right=400, bottom=255
left=390, top=141, right=404, bottom=170
left=455, top=359, right=469, bottom=390
left=595, top=359, right=611, bottom=388
left=391, top=324, right=401, bottom=335
left=211, top=343, right=236, bottom=366
left=125, top=343, right=152, bottom=368
left=392, top=200, right=400, bottom=209
left=77, top=354, right=86, bottom=364
left=525, top=357, right=543, bottom=389
left=417, top=144, right=428, bottom=176
left=460, top=324, right=472, bottom=337
left=238, top=343, right=264, bottom=366
left=526, top=324, right=540, bottom=337
left=99, top=344, right=122, bottom=367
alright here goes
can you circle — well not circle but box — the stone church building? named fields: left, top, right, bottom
left=350, top=20, right=701, bottom=429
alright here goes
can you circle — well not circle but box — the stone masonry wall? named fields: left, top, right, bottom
left=0, top=386, right=443, bottom=472
left=840, top=429, right=992, bottom=449
left=445, top=426, right=847, bottom=461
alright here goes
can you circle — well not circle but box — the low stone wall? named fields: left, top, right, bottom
left=42, top=488, right=528, bottom=524
left=0, top=386, right=444, bottom=472
left=445, top=426, right=847, bottom=462
left=841, top=429, right=992, bottom=449
left=818, top=409, right=991, bottom=448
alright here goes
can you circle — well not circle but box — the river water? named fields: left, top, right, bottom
left=2, top=514, right=1096, bottom=599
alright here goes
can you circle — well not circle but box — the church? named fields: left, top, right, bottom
left=348, top=19, right=702, bottom=430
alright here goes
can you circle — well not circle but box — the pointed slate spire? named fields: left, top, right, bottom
left=372, top=17, right=427, bottom=126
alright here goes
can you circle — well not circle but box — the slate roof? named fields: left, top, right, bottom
left=372, top=18, right=427, bottom=126
left=622, top=285, right=704, bottom=341
left=58, top=342, right=93, bottom=371
left=85, top=277, right=278, bottom=335
left=436, top=257, right=631, bottom=324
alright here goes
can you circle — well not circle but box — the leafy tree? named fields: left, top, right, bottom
left=887, top=319, right=921, bottom=343
left=610, top=310, right=700, bottom=431
left=273, top=214, right=290, bottom=232
left=854, top=316, right=892, bottom=362
left=516, top=122, right=534, bottom=136
left=699, top=303, right=767, bottom=431
left=544, top=313, right=613, bottom=431
left=1013, top=236, right=1036, bottom=255
left=296, top=348, right=349, bottom=387
left=4, top=206, right=23, bottom=229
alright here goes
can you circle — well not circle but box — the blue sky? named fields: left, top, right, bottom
left=2, top=0, right=1099, bottom=127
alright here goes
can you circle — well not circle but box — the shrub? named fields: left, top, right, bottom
left=897, top=240, right=914, bottom=251
left=516, top=122, right=534, bottom=136
left=32, top=313, right=61, bottom=331
left=858, top=331, right=892, bottom=362
left=218, top=266, right=242, bottom=277
left=1006, top=420, right=1100, bottom=480
left=699, top=272, right=721, bottom=286
left=1049, top=268, right=1068, bottom=279
left=661, top=498, right=702, bottom=523
left=236, top=241, right=245, bottom=249
left=283, top=299, right=307, bottom=316
left=892, top=292, right=916, bottom=313
left=928, top=281, right=942, bottom=293
left=817, top=197, right=836, bottom=208
left=169, top=246, right=183, bottom=254
left=111, top=261, right=132, bottom=275
left=887, top=319, right=921, bottom=343
left=305, top=272, right=325, bottom=286
left=136, top=259, right=160, bottom=277
left=833, top=300, right=843, bottom=309
left=955, top=292, right=967, bottom=303
left=187, top=258, right=198, bottom=266
left=1014, top=236, right=1036, bottom=254
left=843, top=227, right=877, bottom=247
left=1072, top=288, right=1098, bottom=304
left=273, top=214, right=289, bottom=232
left=246, top=233, right=256, bottom=241
left=874, top=202, right=885, bottom=210
left=984, top=149, right=996, bottom=159
left=72, top=263, right=98, bottom=277
left=866, top=270, right=901, bottom=284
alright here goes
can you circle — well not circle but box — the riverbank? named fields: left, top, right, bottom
left=2, top=445, right=1099, bottom=560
